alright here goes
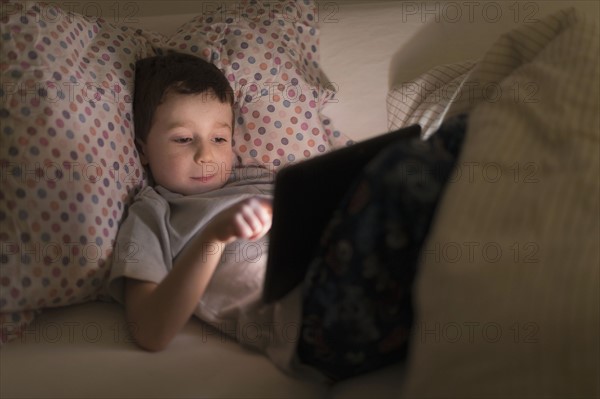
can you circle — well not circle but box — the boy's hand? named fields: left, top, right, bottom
left=206, top=197, right=273, bottom=244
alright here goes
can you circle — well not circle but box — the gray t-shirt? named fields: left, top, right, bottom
left=108, top=166, right=321, bottom=379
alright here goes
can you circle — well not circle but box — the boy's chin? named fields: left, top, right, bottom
left=172, top=182, right=224, bottom=196
left=155, top=172, right=231, bottom=195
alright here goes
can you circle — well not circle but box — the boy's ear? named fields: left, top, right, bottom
left=135, top=138, right=149, bottom=166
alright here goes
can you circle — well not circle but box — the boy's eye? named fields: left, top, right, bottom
left=173, top=137, right=192, bottom=144
left=214, top=137, right=228, bottom=143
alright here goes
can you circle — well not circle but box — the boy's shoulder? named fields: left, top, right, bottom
left=126, top=185, right=170, bottom=216
left=134, top=185, right=167, bottom=203
left=117, top=186, right=170, bottom=233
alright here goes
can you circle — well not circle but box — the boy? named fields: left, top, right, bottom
left=109, top=52, right=275, bottom=352
left=110, top=51, right=465, bottom=382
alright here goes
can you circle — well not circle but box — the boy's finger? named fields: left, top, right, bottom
left=240, top=204, right=263, bottom=232
left=261, top=198, right=273, bottom=216
left=251, top=197, right=273, bottom=216
left=234, top=213, right=255, bottom=238
left=243, top=198, right=271, bottom=226
left=253, top=202, right=272, bottom=226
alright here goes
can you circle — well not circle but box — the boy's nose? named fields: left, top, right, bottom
left=194, top=145, right=213, bottom=163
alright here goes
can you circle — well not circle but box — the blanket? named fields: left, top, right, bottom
left=395, top=7, right=599, bottom=398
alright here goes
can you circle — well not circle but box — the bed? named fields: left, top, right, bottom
left=1, top=1, right=598, bottom=398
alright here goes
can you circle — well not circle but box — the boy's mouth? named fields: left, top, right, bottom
left=191, top=175, right=216, bottom=183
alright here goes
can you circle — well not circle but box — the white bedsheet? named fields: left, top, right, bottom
left=1, top=302, right=328, bottom=398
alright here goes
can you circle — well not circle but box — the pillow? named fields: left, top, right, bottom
left=401, top=8, right=599, bottom=397
left=386, top=60, right=476, bottom=139
left=0, top=1, right=154, bottom=342
left=0, top=0, right=347, bottom=343
left=162, top=0, right=348, bottom=168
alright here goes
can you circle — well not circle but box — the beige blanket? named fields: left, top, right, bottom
left=395, top=7, right=599, bottom=398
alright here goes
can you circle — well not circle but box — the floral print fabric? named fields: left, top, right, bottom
left=298, top=115, right=468, bottom=381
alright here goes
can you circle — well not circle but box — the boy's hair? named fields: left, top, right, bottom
left=133, top=52, right=235, bottom=143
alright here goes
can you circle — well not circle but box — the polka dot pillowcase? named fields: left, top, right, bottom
left=0, top=0, right=348, bottom=343
left=164, top=0, right=349, bottom=168
left=0, top=2, right=154, bottom=342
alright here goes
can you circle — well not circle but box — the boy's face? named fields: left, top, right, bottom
left=139, top=92, right=234, bottom=195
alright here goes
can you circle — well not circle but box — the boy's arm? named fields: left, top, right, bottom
left=124, top=197, right=272, bottom=352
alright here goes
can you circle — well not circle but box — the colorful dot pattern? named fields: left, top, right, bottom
left=0, top=2, right=152, bottom=341
left=164, top=0, right=349, bottom=168
left=0, top=0, right=350, bottom=343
